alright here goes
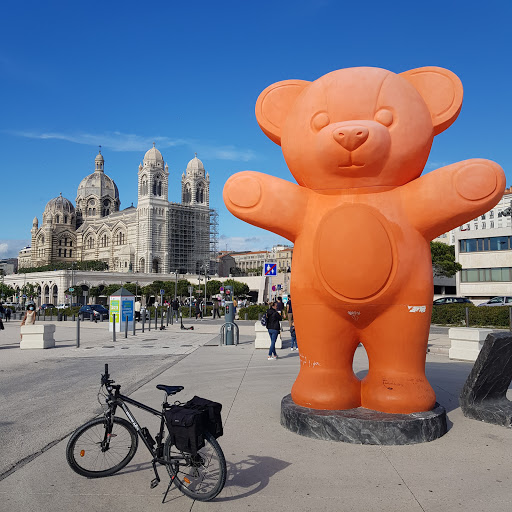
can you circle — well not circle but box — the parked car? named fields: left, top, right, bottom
left=477, top=296, right=512, bottom=307
left=38, top=303, right=56, bottom=311
left=79, top=305, right=109, bottom=319
left=139, top=307, right=151, bottom=320
left=56, top=303, right=70, bottom=310
left=433, top=297, right=473, bottom=305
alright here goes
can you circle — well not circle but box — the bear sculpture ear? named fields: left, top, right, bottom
left=255, top=79, right=310, bottom=145
left=400, top=66, right=463, bottom=136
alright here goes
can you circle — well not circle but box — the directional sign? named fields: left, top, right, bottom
left=264, top=262, right=277, bottom=276
left=160, top=289, right=165, bottom=295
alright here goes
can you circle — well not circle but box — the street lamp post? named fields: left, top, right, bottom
left=174, top=270, right=178, bottom=300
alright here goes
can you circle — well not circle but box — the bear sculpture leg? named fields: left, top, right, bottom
left=361, top=305, right=435, bottom=414
left=291, top=304, right=361, bottom=410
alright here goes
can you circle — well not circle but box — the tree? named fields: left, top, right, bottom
left=176, top=279, right=192, bottom=298
left=0, top=283, right=16, bottom=300
left=224, top=279, right=250, bottom=297
left=430, top=241, right=462, bottom=277
left=206, top=280, right=222, bottom=297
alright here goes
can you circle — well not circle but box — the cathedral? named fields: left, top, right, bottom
left=21, top=145, right=217, bottom=275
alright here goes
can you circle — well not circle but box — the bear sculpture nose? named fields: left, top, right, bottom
left=332, top=125, right=369, bottom=151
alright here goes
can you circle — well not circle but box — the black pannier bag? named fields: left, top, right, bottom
left=185, top=396, right=223, bottom=439
left=165, top=405, right=206, bottom=454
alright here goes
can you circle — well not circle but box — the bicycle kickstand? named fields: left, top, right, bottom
left=162, top=474, right=175, bottom=503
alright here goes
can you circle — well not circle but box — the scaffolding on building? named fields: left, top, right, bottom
left=168, top=204, right=219, bottom=275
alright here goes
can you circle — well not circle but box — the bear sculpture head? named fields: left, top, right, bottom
left=255, top=66, right=463, bottom=190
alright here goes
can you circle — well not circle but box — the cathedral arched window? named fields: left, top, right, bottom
left=56, top=215, right=60, bottom=223
left=183, top=184, right=191, bottom=203
left=196, top=184, right=204, bottom=203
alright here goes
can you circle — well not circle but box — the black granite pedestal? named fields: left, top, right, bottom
left=459, top=332, right=512, bottom=427
left=281, top=394, right=447, bottom=445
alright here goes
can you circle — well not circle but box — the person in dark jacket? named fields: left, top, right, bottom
left=265, top=302, right=281, bottom=360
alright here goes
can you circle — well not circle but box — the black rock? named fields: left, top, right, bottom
left=281, top=394, right=447, bottom=445
left=459, top=331, right=512, bottom=427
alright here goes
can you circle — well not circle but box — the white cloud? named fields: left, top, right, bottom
left=0, top=240, right=31, bottom=258
left=8, top=130, right=256, bottom=162
left=218, top=234, right=291, bottom=252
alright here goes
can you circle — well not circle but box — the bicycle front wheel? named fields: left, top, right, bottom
left=66, top=416, right=138, bottom=478
left=164, top=431, right=227, bottom=501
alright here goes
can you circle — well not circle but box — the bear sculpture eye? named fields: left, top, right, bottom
left=375, top=109, right=394, bottom=127
left=311, top=112, right=330, bottom=132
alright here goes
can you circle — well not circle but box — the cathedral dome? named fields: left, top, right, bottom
left=44, top=194, right=75, bottom=214
left=144, top=144, right=164, bottom=163
left=77, top=171, right=119, bottom=201
left=186, top=155, right=205, bottom=176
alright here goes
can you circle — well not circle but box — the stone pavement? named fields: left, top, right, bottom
left=0, top=318, right=511, bottom=511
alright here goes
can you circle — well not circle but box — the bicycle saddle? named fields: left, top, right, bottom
left=156, top=385, right=184, bottom=395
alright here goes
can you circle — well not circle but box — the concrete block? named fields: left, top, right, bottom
left=20, top=324, right=56, bottom=349
left=254, top=321, right=282, bottom=349
left=448, top=327, right=493, bottom=361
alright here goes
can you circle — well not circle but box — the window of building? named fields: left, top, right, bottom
left=461, top=267, right=512, bottom=282
left=491, top=221, right=494, bottom=228
left=481, top=214, right=486, bottom=220
left=482, top=222, right=486, bottom=229
left=460, top=236, right=511, bottom=253
left=490, top=210, right=494, bottom=218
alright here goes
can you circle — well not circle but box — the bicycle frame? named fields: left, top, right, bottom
left=103, top=385, right=186, bottom=486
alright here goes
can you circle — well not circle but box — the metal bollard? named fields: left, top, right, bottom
left=76, top=315, right=80, bottom=348
left=100, top=313, right=104, bottom=322
left=148, top=310, right=151, bottom=331
left=465, top=307, right=470, bottom=328
left=166, top=307, right=170, bottom=326
left=509, top=307, right=512, bottom=332
left=133, top=314, right=136, bottom=335
left=142, top=313, right=145, bottom=333
left=160, top=310, right=164, bottom=330
left=113, top=314, right=116, bottom=342
left=125, top=315, right=128, bottom=338
left=155, top=309, right=158, bottom=330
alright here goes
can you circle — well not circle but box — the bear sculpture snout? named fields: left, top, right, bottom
left=332, top=125, right=369, bottom=151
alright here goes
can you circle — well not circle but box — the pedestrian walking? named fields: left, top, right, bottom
left=212, top=297, right=221, bottom=319
left=286, top=295, right=293, bottom=326
left=195, top=300, right=202, bottom=320
left=264, top=301, right=281, bottom=360
left=5, top=307, right=11, bottom=321
left=171, top=298, right=180, bottom=322
left=134, top=300, right=141, bottom=322
left=276, top=296, right=284, bottom=319
left=290, top=319, right=298, bottom=351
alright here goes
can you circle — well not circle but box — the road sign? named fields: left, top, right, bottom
left=220, top=286, right=224, bottom=292
left=69, top=287, right=75, bottom=292
left=160, top=289, right=165, bottom=295
left=277, top=284, right=282, bottom=290
left=272, top=285, right=276, bottom=291
left=188, top=286, right=193, bottom=294
left=22, top=295, right=27, bottom=298
left=264, top=262, right=277, bottom=276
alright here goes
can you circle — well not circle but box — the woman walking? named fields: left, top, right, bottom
left=264, top=302, right=281, bottom=360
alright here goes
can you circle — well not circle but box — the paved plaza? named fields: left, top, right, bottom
left=0, top=318, right=511, bottom=511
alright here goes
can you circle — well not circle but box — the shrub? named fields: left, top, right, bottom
left=238, top=304, right=268, bottom=321
left=432, top=304, right=511, bottom=328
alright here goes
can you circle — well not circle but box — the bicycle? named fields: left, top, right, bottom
left=65, top=364, right=227, bottom=502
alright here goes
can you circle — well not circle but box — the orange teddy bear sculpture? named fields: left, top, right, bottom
left=223, top=67, right=506, bottom=414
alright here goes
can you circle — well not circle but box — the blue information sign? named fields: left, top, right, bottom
left=122, top=300, right=134, bottom=321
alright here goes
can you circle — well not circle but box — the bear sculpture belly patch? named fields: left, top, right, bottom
left=315, top=204, right=394, bottom=300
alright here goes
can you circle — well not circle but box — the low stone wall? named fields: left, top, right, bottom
left=20, top=324, right=56, bottom=349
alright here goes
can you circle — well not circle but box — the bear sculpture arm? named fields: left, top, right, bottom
left=223, top=171, right=310, bottom=242
left=401, top=159, right=506, bottom=240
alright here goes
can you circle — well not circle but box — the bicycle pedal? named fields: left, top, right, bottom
left=150, top=477, right=160, bottom=489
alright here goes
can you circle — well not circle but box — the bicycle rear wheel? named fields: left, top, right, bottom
left=164, top=431, right=227, bottom=501
left=66, top=416, right=138, bottom=478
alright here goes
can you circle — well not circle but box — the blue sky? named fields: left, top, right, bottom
left=1, top=0, right=511, bottom=258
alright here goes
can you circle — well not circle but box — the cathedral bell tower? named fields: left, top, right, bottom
left=136, top=143, right=169, bottom=273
